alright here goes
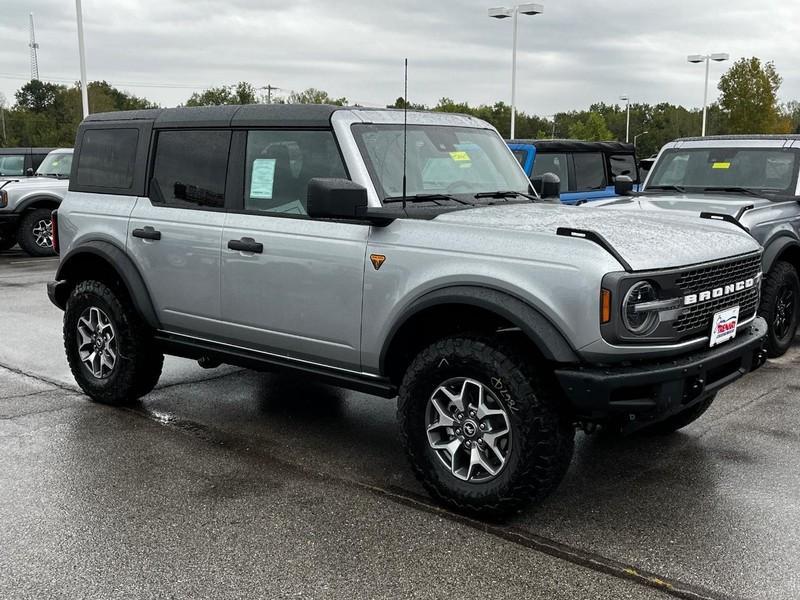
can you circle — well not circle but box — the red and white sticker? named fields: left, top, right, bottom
left=710, top=306, right=739, bottom=347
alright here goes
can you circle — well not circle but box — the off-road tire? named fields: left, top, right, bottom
left=64, top=280, right=163, bottom=405
left=759, top=261, right=800, bottom=358
left=398, top=335, right=574, bottom=517
left=17, top=208, right=55, bottom=257
left=0, top=235, right=16, bottom=252
left=641, top=393, right=716, bottom=435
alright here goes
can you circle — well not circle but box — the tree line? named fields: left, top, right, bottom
left=1, top=57, right=798, bottom=159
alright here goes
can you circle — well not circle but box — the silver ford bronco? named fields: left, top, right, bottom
left=48, top=105, right=767, bottom=515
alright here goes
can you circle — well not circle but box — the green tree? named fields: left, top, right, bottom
left=718, top=57, right=783, bottom=134
left=15, top=80, right=65, bottom=113
left=186, top=82, right=257, bottom=106
left=287, top=88, right=347, bottom=105
left=567, top=112, right=614, bottom=141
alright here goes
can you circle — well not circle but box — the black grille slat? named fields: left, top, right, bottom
left=672, top=254, right=761, bottom=335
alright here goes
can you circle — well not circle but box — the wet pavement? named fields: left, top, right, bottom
left=1, top=249, right=799, bottom=599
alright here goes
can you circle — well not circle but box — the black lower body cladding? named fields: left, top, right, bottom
left=555, top=317, right=768, bottom=432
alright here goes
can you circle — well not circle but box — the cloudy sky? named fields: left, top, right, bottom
left=1, top=0, right=798, bottom=115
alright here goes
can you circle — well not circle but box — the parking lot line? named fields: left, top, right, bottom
left=8, top=258, right=60, bottom=266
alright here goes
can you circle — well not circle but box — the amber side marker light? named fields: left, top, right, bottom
left=600, top=289, right=612, bottom=324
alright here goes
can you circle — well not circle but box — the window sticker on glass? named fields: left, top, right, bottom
left=250, top=158, right=276, bottom=199
left=712, top=162, right=731, bottom=169
left=450, top=151, right=471, bottom=162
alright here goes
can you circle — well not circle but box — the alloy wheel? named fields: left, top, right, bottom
left=77, top=306, right=117, bottom=379
left=32, top=218, right=53, bottom=248
left=426, top=377, right=512, bottom=483
left=773, top=284, right=797, bottom=341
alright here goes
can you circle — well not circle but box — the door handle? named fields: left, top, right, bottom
left=132, top=226, right=162, bottom=241
left=228, top=237, right=263, bottom=254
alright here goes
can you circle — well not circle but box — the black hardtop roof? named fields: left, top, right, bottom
left=675, top=134, right=800, bottom=142
left=83, top=104, right=342, bottom=128
left=507, top=138, right=636, bottom=154
left=0, top=147, right=55, bottom=155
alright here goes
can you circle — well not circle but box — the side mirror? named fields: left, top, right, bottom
left=307, top=178, right=369, bottom=219
left=26, top=168, right=34, bottom=177
left=614, top=175, right=634, bottom=196
left=531, top=172, right=561, bottom=201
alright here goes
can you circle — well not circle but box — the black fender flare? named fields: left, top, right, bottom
left=15, top=195, right=62, bottom=213
left=379, top=285, right=579, bottom=373
left=761, top=234, right=800, bottom=275
left=53, top=240, right=160, bottom=329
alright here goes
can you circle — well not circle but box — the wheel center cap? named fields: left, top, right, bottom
left=462, top=420, right=478, bottom=439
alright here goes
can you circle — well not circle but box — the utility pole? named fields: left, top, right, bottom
left=260, top=84, right=279, bottom=103
left=29, top=13, right=40, bottom=81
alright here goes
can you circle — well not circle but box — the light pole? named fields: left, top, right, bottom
left=75, top=0, right=89, bottom=118
left=488, top=3, right=544, bottom=139
left=620, top=95, right=631, bottom=143
left=688, top=53, right=729, bottom=137
left=634, top=131, right=649, bottom=148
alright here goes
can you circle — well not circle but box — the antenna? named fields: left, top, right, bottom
left=402, top=58, right=408, bottom=210
left=29, top=13, right=40, bottom=81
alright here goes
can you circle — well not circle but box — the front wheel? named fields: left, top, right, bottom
left=398, top=336, right=574, bottom=517
left=17, top=208, right=56, bottom=257
left=760, top=261, right=800, bottom=358
left=64, top=280, right=163, bottom=405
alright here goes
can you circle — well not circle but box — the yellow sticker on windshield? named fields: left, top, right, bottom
left=712, top=162, right=731, bottom=169
left=450, top=151, right=471, bottom=162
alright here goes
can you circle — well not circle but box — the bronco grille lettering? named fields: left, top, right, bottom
left=684, top=278, right=755, bottom=306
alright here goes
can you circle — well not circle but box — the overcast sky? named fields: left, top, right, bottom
left=1, top=0, right=798, bottom=115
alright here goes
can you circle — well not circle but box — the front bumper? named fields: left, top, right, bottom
left=0, top=212, right=20, bottom=236
left=556, top=317, right=768, bottom=430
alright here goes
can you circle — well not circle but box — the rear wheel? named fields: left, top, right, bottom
left=759, top=261, right=800, bottom=358
left=17, top=208, right=55, bottom=257
left=398, top=335, right=574, bottom=517
left=64, top=280, right=163, bottom=405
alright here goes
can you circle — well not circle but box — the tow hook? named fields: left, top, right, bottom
left=755, top=349, right=768, bottom=369
left=685, top=377, right=705, bottom=403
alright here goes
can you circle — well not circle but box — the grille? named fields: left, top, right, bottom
left=673, top=253, right=761, bottom=335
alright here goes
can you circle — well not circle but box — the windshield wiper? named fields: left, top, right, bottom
left=645, top=184, right=687, bottom=193
left=384, top=193, right=472, bottom=206
left=473, top=190, right=539, bottom=202
left=700, top=186, right=771, bottom=199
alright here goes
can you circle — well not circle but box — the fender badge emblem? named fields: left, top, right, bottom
left=370, top=254, right=387, bottom=270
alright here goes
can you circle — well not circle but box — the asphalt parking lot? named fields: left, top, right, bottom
left=1, top=249, right=799, bottom=600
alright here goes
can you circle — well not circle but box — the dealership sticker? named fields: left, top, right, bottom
left=450, top=151, right=471, bottom=162
left=712, top=162, right=731, bottom=169
left=709, top=305, right=739, bottom=347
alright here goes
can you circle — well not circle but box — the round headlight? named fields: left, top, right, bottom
left=623, top=281, right=660, bottom=335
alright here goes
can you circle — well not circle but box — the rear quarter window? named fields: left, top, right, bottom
left=75, top=128, right=139, bottom=190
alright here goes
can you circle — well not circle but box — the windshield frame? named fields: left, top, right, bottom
left=645, top=146, right=800, bottom=197
left=351, top=122, right=532, bottom=205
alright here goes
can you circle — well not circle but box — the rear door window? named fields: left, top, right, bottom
left=573, top=152, right=607, bottom=191
left=0, top=155, right=25, bottom=176
left=151, top=130, right=231, bottom=209
left=531, top=152, right=569, bottom=192
left=75, top=128, right=139, bottom=189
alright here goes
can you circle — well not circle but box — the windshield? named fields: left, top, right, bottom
left=36, top=152, right=73, bottom=178
left=647, top=147, right=799, bottom=196
left=352, top=124, right=531, bottom=201
left=0, top=155, right=25, bottom=176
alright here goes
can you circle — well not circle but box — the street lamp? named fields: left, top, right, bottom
left=489, top=3, right=544, bottom=139
left=75, top=0, right=89, bottom=118
left=687, top=53, right=729, bottom=137
left=620, top=95, right=631, bottom=143
left=634, top=131, right=649, bottom=148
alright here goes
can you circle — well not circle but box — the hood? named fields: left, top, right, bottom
left=1, top=176, right=68, bottom=191
left=433, top=203, right=761, bottom=272
left=591, top=193, right=775, bottom=218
